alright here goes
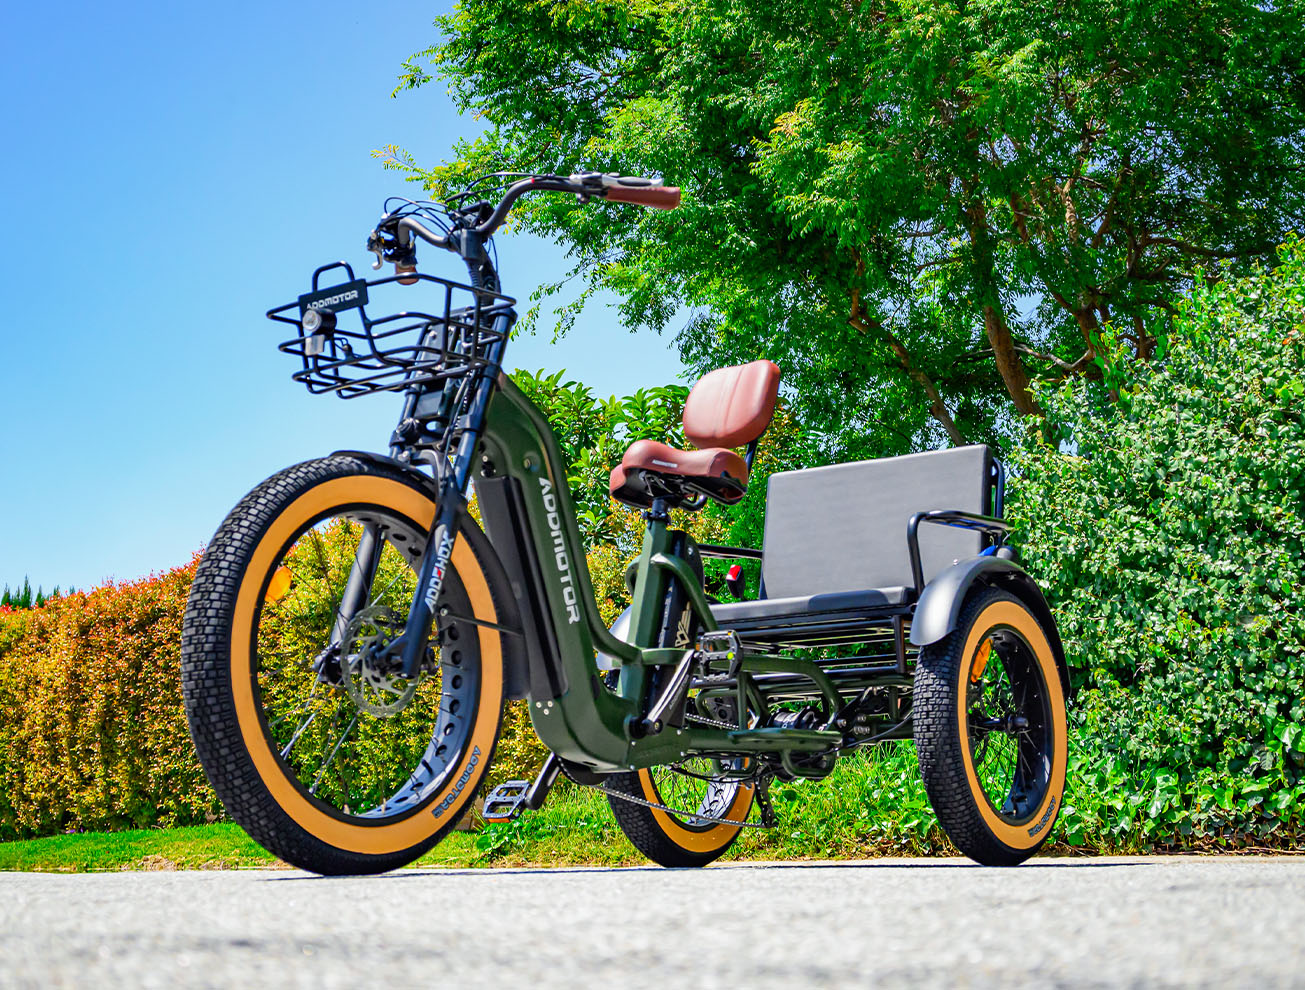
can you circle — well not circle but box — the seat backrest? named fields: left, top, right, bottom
left=682, top=360, right=781, bottom=450
left=760, top=445, right=995, bottom=598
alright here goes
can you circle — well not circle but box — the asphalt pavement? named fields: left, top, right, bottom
left=2, top=856, right=1302, bottom=988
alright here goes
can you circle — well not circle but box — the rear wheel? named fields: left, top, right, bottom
left=601, top=580, right=755, bottom=868
left=182, top=455, right=507, bottom=875
left=913, top=587, right=1068, bottom=866
left=605, top=759, right=755, bottom=868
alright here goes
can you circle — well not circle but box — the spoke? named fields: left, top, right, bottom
left=310, top=713, right=359, bottom=794
left=281, top=709, right=319, bottom=760
left=367, top=566, right=405, bottom=612
left=337, top=743, right=356, bottom=812
left=267, top=689, right=318, bottom=731
left=1016, top=739, right=1034, bottom=781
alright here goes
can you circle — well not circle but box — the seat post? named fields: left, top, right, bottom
left=628, top=498, right=673, bottom=631
left=618, top=497, right=676, bottom=714
left=644, top=496, right=670, bottom=524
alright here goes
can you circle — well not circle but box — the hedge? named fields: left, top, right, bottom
left=0, top=560, right=222, bottom=839
left=1007, top=240, right=1305, bottom=849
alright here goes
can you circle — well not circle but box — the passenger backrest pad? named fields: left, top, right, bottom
left=760, top=445, right=994, bottom=599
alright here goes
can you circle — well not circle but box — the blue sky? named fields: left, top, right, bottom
left=0, top=1, right=685, bottom=592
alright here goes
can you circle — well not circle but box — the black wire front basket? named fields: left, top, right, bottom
left=267, top=262, right=516, bottom=399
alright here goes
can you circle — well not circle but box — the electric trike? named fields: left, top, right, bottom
left=180, top=172, right=1069, bottom=874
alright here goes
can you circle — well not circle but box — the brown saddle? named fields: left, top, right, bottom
left=609, top=360, right=781, bottom=509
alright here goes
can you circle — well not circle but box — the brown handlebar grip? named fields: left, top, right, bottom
left=395, top=263, right=419, bottom=285
left=605, top=184, right=681, bottom=210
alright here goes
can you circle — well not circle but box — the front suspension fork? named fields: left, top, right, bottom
left=393, top=388, right=492, bottom=679
left=330, top=523, right=383, bottom=646
left=395, top=487, right=463, bottom=678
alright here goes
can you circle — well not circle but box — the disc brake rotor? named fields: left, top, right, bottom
left=340, top=604, right=420, bottom=717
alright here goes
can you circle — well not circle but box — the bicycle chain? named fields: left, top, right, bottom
left=683, top=711, right=743, bottom=731
left=557, top=745, right=771, bottom=829
left=593, top=782, right=770, bottom=829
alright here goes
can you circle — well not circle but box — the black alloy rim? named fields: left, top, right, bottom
left=251, top=506, right=479, bottom=824
left=965, top=626, right=1055, bottom=826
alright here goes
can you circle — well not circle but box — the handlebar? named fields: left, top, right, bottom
left=369, top=171, right=680, bottom=280
left=470, top=172, right=680, bottom=237
left=603, top=183, right=681, bottom=209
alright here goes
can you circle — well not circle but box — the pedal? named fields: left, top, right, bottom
left=481, top=780, right=530, bottom=823
left=697, top=629, right=743, bottom=677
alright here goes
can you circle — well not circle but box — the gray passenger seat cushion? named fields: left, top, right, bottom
left=711, top=587, right=910, bottom=624
left=760, top=445, right=993, bottom=598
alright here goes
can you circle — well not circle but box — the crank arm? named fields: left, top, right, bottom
left=640, top=648, right=696, bottom=735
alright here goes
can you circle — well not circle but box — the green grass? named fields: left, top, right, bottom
left=0, top=824, right=280, bottom=873
left=4, top=740, right=1216, bottom=873
left=0, top=823, right=485, bottom=873
left=1, top=748, right=943, bottom=873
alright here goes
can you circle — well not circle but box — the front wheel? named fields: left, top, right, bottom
left=182, top=455, right=507, bottom=875
left=913, top=587, right=1068, bottom=866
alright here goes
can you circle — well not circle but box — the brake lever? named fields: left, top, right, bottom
left=366, top=229, right=386, bottom=271
left=366, top=224, right=419, bottom=280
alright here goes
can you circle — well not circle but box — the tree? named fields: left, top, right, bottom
left=385, top=0, right=1305, bottom=456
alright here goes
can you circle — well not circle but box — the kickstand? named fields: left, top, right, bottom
left=754, top=775, right=778, bottom=828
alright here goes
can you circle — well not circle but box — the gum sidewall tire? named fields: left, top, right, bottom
left=914, top=588, right=1068, bottom=866
left=604, top=769, right=754, bottom=868
left=181, top=455, right=506, bottom=876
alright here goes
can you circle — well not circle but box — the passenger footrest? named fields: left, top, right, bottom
left=482, top=779, right=531, bottom=823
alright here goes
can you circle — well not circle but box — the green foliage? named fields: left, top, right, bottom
left=510, top=367, right=689, bottom=545
left=1008, top=239, right=1305, bottom=849
left=388, top=0, right=1305, bottom=450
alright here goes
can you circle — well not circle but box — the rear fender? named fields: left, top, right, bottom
left=910, top=556, right=1070, bottom=697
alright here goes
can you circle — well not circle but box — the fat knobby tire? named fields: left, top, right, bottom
left=181, top=455, right=504, bottom=875
left=914, top=586, right=1067, bottom=867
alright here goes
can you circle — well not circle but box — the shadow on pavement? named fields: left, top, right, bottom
left=260, top=858, right=1152, bottom=881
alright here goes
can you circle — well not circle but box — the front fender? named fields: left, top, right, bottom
left=910, top=556, right=1070, bottom=697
